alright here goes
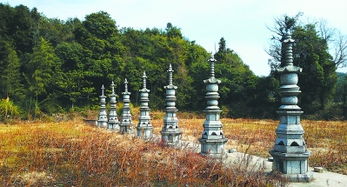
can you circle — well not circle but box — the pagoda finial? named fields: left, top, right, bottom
left=101, top=84, right=105, bottom=96
left=282, top=33, right=295, bottom=66
left=142, top=71, right=147, bottom=89
left=209, top=56, right=216, bottom=78
left=168, top=64, right=174, bottom=85
left=124, top=78, right=128, bottom=92
left=111, top=81, right=115, bottom=94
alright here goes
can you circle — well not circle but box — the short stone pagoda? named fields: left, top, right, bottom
left=136, top=72, right=153, bottom=139
left=199, top=57, right=227, bottom=158
left=97, top=84, right=108, bottom=128
left=120, top=78, right=133, bottom=134
left=108, top=81, right=120, bottom=130
left=161, top=64, right=182, bottom=145
left=269, top=32, right=312, bottom=182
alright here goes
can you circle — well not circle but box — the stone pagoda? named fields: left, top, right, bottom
left=136, top=72, right=153, bottom=139
left=199, top=57, right=227, bottom=158
left=97, top=84, right=108, bottom=128
left=343, top=86, right=347, bottom=120
left=269, top=32, right=312, bottom=182
left=161, top=64, right=182, bottom=145
left=120, top=78, right=133, bottom=134
left=108, top=81, right=120, bottom=130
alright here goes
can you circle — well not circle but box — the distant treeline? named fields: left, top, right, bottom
left=0, top=3, right=346, bottom=120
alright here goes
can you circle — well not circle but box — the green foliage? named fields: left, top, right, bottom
left=213, top=38, right=259, bottom=117
left=0, top=41, right=24, bottom=100
left=0, top=98, right=20, bottom=121
left=292, top=24, right=337, bottom=111
left=0, top=3, right=344, bottom=119
left=268, top=15, right=339, bottom=116
left=25, top=37, right=61, bottom=98
left=335, top=72, right=347, bottom=102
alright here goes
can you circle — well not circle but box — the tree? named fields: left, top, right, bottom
left=343, top=77, right=347, bottom=119
left=318, top=21, right=347, bottom=68
left=55, top=41, right=95, bottom=108
left=268, top=15, right=337, bottom=113
left=0, top=41, right=24, bottom=100
left=190, top=37, right=259, bottom=117
left=24, top=37, right=61, bottom=114
left=166, top=22, right=183, bottom=39
left=74, top=11, right=125, bottom=100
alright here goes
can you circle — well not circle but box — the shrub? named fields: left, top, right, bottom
left=0, top=97, right=20, bottom=121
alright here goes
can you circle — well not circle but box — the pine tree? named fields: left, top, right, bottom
left=0, top=41, right=24, bottom=100
left=26, top=37, right=60, bottom=97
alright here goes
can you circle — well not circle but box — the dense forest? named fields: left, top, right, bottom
left=0, top=4, right=346, bottom=120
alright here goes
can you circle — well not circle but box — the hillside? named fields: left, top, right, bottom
left=0, top=3, right=346, bottom=120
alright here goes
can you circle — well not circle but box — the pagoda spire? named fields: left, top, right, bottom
left=209, top=56, right=216, bottom=78
left=142, top=71, right=147, bottom=89
left=124, top=78, right=128, bottom=92
left=168, top=64, right=173, bottom=85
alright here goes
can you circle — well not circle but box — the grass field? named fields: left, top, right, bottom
left=0, top=113, right=346, bottom=185
left=150, top=113, right=347, bottom=175
left=0, top=118, right=284, bottom=186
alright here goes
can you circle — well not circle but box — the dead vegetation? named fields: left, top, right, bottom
left=0, top=119, right=284, bottom=186
left=152, top=116, right=347, bottom=175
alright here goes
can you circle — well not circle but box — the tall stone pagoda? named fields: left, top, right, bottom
left=199, top=57, right=227, bottom=158
left=136, top=72, right=153, bottom=139
left=97, top=84, right=108, bottom=128
left=120, top=78, right=133, bottom=134
left=161, top=64, right=182, bottom=145
left=108, top=81, right=120, bottom=130
left=269, top=32, right=312, bottom=182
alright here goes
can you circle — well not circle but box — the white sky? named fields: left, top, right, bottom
left=2, top=0, right=347, bottom=76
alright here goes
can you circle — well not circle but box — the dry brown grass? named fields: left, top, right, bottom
left=152, top=114, right=347, bottom=175
left=0, top=119, right=284, bottom=186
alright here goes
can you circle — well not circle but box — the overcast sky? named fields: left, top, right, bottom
left=3, top=0, right=347, bottom=75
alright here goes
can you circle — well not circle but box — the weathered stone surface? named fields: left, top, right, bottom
left=313, top=167, right=324, bottom=173
left=161, top=64, right=182, bottom=145
left=199, top=57, right=227, bottom=158
left=97, top=85, right=108, bottom=128
left=269, top=33, right=312, bottom=182
left=137, top=72, right=153, bottom=139
left=108, top=81, right=120, bottom=130
left=228, top=148, right=237, bottom=153
left=120, top=78, right=134, bottom=134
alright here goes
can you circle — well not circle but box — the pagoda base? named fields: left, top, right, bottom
left=120, top=123, right=133, bottom=134
left=97, top=121, right=108, bottom=128
left=108, top=122, right=120, bottom=131
left=137, top=126, right=153, bottom=139
left=161, top=130, right=182, bottom=146
left=270, top=150, right=313, bottom=182
left=199, top=138, right=228, bottom=158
